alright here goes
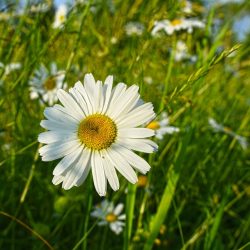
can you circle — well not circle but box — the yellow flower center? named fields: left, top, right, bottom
left=105, top=213, right=117, bottom=222
left=171, top=19, right=183, bottom=26
left=44, top=77, right=56, bottom=90
left=59, top=15, right=65, bottom=23
left=78, top=114, right=117, bottom=150
left=146, top=121, right=160, bottom=130
left=137, top=175, right=148, bottom=187
left=223, top=127, right=232, bottom=133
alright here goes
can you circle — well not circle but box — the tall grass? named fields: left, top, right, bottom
left=0, top=0, right=249, bottom=250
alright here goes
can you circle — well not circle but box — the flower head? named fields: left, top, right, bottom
left=38, top=73, right=157, bottom=196
left=208, top=118, right=248, bottom=150
left=125, top=22, right=145, bottom=36
left=91, top=200, right=125, bottom=234
left=174, top=40, right=197, bottom=62
left=147, top=112, right=179, bottom=140
left=0, top=62, right=21, bottom=76
left=151, top=18, right=205, bottom=36
left=29, top=63, right=66, bottom=106
left=52, top=4, right=67, bottom=29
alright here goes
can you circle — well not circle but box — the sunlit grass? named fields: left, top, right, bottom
left=0, top=0, right=249, bottom=250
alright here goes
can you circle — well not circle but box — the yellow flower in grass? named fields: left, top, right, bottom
left=38, top=73, right=157, bottom=196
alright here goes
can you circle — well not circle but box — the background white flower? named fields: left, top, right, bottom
left=29, top=63, right=66, bottom=106
left=91, top=200, right=126, bottom=235
left=38, top=73, right=157, bottom=196
left=208, top=117, right=248, bottom=150
left=147, top=112, right=180, bottom=140
left=125, top=22, right=145, bottom=36
left=52, top=4, right=67, bottom=29
left=151, top=18, right=205, bottom=36
left=0, top=62, right=21, bottom=76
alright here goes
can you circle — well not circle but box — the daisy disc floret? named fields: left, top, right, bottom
left=38, top=73, right=158, bottom=196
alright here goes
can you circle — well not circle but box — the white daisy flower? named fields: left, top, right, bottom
left=174, top=40, right=197, bottom=62
left=52, top=4, right=67, bottom=29
left=209, top=118, right=248, bottom=150
left=125, top=22, right=145, bottom=36
left=38, top=73, right=157, bottom=196
left=30, top=3, right=50, bottom=13
left=151, top=18, right=205, bottom=36
left=147, top=112, right=179, bottom=140
left=174, top=40, right=189, bottom=62
left=29, top=63, right=66, bottom=106
left=0, top=62, right=21, bottom=76
left=91, top=200, right=125, bottom=235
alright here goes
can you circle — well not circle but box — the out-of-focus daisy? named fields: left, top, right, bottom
left=147, top=112, right=179, bottom=140
left=91, top=200, right=125, bottom=234
left=208, top=118, right=248, bottom=150
left=30, top=3, right=50, bottom=13
left=174, top=40, right=197, bottom=62
left=144, top=76, right=153, bottom=85
left=174, top=40, right=189, bottom=62
left=151, top=18, right=205, bottom=36
left=52, top=4, right=67, bottom=29
left=29, top=63, right=66, bottom=106
left=125, top=22, right=145, bottom=36
left=0, top=62, right=21, bottom=76
left=38, top=73, right=157, bottom=196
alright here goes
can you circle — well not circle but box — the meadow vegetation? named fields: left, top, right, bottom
left=0, top=0, right=249, bottom=249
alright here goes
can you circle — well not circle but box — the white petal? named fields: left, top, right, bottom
left=107, top=85, right=140, bottom=119
left=38, top=131, right=76, bottom=144
left=40, top=119, right=77, bottom=132
left=44, top=105, right=79, bottom=125
left=106, top=147, right=138, bottom=184
left=117, top=138, right=158, bottom=153
left=84, top=73, right=99, bottom=113
left=57, top=89, right=84, bottom=121
left=91, top=152, right=107, bottom=196
left=118, top=128, right=155, bottom=139
left=74, top=81, right=94, bottom=115
left=110, top=222, right=123, bottom=234
left=69, top=86, right=88, bottom=117
left=52, top=175, right=64, bottom=185
left=74, top=163, right=91, bottom=187
left=70, top=148, right=91, bottom=187
left=101, top=75, right=113, bottom=114
left=40, top=140, right=81, bottom=161
left=117, top=103, right=155, bottom=128
left=98, top=221, right=108, bottom=226
left=101, top=151, right=119, bottom=191
left=51, top=104, right=80, bottom=123
left=53, top=147, right=83, bottom=176
left=118, top=214, right=126, bottom=220
left=114, top=203, right=124, bottom=216
left=105, top=83, right=127, bottom=114
left=114, top=144, right=151, bottom=174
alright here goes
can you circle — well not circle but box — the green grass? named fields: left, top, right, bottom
left=0, top=0, right=250, bottom=250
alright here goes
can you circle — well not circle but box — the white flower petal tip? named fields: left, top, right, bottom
left=38, top=73, right=157, bottom=195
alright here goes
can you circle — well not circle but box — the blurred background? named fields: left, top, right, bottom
left=0, top=0, right=249, bottom=250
